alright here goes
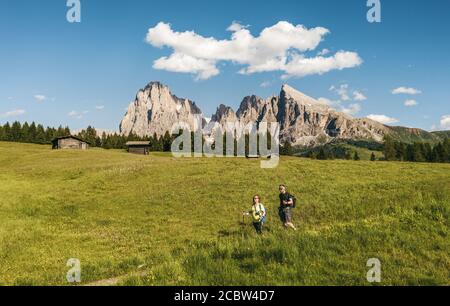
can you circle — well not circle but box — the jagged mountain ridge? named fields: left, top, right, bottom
left=208, top=84, right=389, bottom=146
left=120, top=81, right=445, bottom=146
left=120, top=82, right=206, bottom=138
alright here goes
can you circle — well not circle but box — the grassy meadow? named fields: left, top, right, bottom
left=0, top=141, right=448, bottom=286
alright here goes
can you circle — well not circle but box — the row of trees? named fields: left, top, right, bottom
left=0, top=121, right=174, bottom=151
left=0, top=121, right=71, bottom=144
left=305, top=147, right=365, bottom=161
left=384, top=136, right=450, bottom=163
left=1, top=121, right=449, bottom=163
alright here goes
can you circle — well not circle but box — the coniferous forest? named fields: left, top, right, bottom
left=0, top=121, right=449, bottom=163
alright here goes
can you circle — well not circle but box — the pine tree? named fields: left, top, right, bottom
left=353, top=151, right=360, bottom=161
left=317, top=148, right=327, bottom=160
left=162, top=131, right=172, bottom=152
left=21, top=122, right=30, bottom=143
left=423, top=143, right=433, bottom=162
left=434, top=143, right=446, bottom=163
left=280, top=140, right=293, bottom=156
left=413, top=143, right=426, bottom=162
left=344, top=151, right=352, bottom=160
left=383, top=136, right=396, bottom=161
left=29, top=122, right=37, bottom=143
left=10, top=121, right=22, bottom=141
left=0, top=124, right=5, bottom=141
left=3, top=122, right=11, bottom=141
left=443, top=138, right=450, bottom=162
left=394, top=142, right=406, bottom=161
left=36, top=124, right=46, bottom=144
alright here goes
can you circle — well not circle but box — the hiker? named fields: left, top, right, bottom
left=279, top=185, right=297, bottom=230
left=243, top=195, right=266, bottom=234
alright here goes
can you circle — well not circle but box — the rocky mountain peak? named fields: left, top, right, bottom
left=211, top=104, right=237, bottom=124
left=280, top=84, right=329, bottom=110
left=120, top=81, right=394, bottom=146
left=120, top=81, right=205, bottom=137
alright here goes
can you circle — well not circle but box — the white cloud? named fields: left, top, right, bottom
left=440, top=115, right=450, bottom=130
left=330, top=84, right=350, bottom=101
left=392, top=87, right=422, bottom=95
left=34, top=94, right=47, bottom=101
left=95, top=105, right=105, bottom=110
left=353, top=90, right=367, bottom=101
left=281, top=51, right=362, bottom=79
left=318, top=97, right=361, bottom=116
left=341, top=103, right=361, bottom=116
left=330, top=85, right=367, bottom=103
left=367, top=114, right=399, bottom=125
left=68, top=110, right=84, bottom=119
left=318, top=97, right=341, bottom=108
left=146, top=21, right=362, bottom=80
left=404, top=99, right=418, bottom=107
left=0, top=109, right=26, bottom=118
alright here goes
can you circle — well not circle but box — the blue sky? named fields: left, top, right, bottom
left=1, top=0, right=449, bottom=131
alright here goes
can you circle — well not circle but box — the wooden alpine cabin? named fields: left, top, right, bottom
left=52, top=136, right=90, bottom=150
left=126, top=141, right=151, bottom=155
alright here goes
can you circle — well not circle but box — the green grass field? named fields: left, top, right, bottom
left=0, top=141, right=448, bottom=286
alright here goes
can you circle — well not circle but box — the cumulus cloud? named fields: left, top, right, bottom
left=95, top=105, right=105, bottom=110
left=318, top=97, right=340, bottom=109
left=392, top=87, right=422, bottom=95
left=318, top=97, right=361, bottom=116
left=34, top=94, right=47, bottom=101
left=329, top=84, right=367, bottom=103
left=440, top=115, right=450, bottom=129
left=0, top=109, right=26, bottom=118
left=330, top=84, right=350, bottom=101
left=367, top=114, right=399, bottom=125
left=146, top=21, right=362, bottom=80
left=353, top=90, right=367, bottom=101
left=68, top=110, right=88, bottom=119
left=404, top=99, right=418, bottom=107
left=341, top=103, right=361, bottom=116
left=260, top=81, right=272, bottom=88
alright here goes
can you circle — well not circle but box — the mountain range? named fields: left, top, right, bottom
left=120, top=82, right=448, bottom=146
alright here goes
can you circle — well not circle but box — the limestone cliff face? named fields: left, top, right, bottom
left=277, top=85, right=389, bottom=145
left=119, top=82, right=205, bottom=137
left=120, top=81, right=390, bottom=146
left=210, top=84, right=389, bottom=146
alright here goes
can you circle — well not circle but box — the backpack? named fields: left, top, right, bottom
left=291, top=194, right=297, bottom=208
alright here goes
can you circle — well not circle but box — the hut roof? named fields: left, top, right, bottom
left=51, top=135, right=91, bottom=144
left=126, top=141, right=151, bottom=146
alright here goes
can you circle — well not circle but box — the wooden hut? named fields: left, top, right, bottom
left=126, top=141, right=151, bottom=155
left=52, top=136, right=90, bottom=150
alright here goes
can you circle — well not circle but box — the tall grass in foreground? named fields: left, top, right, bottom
left=0, top=142, right=448, bottom=285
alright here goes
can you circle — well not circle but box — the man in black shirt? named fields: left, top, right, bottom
left=279, top=185, right=297, bottom=230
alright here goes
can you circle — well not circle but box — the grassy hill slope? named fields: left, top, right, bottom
left=0, top=142, right=448, bottom=285
left=389, top=126, right=448, bottom=143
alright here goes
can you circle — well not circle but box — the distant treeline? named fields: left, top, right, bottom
left=0, top=121, right=174, bottom=151
left=0, top=121, right=71, bottom=144
left=383, top=136, right=450, bottom=163
left=282, top=136, right=450, bottom=163
left=1, top=121, right=449, bottom=162
left=78, top=126, right=174, bottom=151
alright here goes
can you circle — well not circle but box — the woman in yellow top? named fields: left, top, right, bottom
left=244, top=195, right=266, bottom=234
